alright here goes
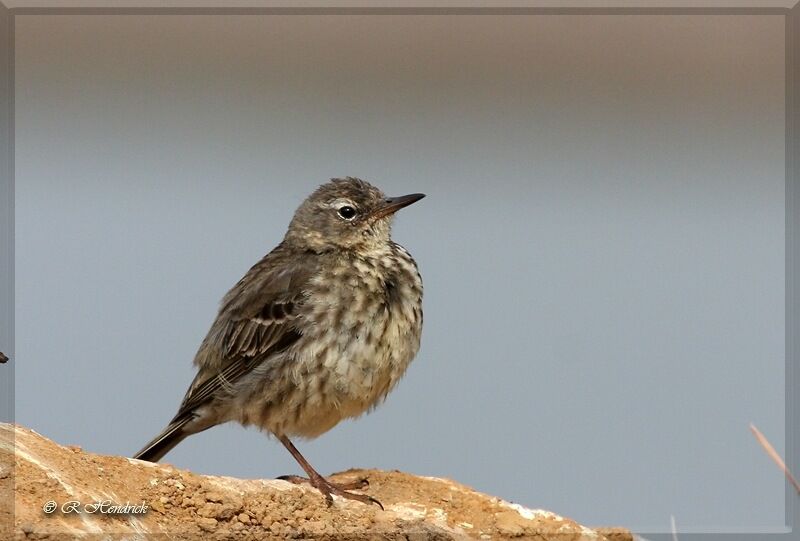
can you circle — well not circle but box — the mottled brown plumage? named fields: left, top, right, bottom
left=134, top=177, right=424, bottom=508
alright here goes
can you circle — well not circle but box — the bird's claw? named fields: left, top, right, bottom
left=320, top=482, right=383, bottom=510
left=278, top=473, right=382, bottom=510
left=277, top=474, right=370, bottom=491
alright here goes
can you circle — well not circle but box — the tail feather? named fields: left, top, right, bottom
left=133, top=417, right=192, bottom=462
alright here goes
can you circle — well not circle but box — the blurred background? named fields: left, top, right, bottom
left=13, top=12, right=786, bottom=533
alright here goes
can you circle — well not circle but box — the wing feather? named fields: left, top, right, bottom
left=170, top=247, right=314, bottom=421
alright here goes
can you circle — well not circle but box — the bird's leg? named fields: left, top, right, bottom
left=277, top=435, right=383, bottom=509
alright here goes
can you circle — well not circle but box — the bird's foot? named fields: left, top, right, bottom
left=278, top=474, right=369, bottom=491
left=278, top=474, right=382, bottom=509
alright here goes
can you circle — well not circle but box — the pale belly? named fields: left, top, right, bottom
left=232, top=293, right=422, bottom=438
left=283, top=303, right=420, bottom=438
left=229, top=248, right=423, bottom=438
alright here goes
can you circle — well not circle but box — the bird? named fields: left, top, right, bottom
left=133, top=177, right=424, bottom=508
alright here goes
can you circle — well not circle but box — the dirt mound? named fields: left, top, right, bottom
left=1, top=424, right=631, bottom=540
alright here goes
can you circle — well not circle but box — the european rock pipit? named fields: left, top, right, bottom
left=134, top=177, right=424, bottom=508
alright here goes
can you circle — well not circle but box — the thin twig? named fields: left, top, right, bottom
left=670, top=515, right=678, bottom=541
left=750, top=423, right=800, bottom=494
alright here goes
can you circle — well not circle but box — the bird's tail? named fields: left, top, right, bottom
left=133, top=417, right=192, bottom=462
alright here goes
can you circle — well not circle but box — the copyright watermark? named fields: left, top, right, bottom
left=42, top=500, right=149, bottom=515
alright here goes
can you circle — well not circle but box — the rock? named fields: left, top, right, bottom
left=197, top=516, right=218, bottom=532
left=0, top=424, right=632, bottom=540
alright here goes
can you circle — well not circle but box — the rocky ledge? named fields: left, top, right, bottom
left=1, top=424, right=631, bottom=540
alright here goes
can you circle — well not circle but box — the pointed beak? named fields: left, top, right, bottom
left=369, top=193, right=426, bottom=221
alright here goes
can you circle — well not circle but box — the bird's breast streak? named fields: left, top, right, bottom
left=275, top=250, right=422, bottom=437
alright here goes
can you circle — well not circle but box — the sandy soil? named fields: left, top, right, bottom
left=1, top=424, right=631, bottom=540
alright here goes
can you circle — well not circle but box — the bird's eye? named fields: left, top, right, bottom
left=337, top=206, right=357, bottom=220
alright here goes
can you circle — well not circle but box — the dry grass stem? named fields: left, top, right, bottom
left=750, top=423, right=800, bottom=495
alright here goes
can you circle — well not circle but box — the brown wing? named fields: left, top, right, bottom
left=171, top=245, right=314, bottom=420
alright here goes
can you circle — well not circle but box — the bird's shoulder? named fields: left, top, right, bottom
left=195, top=244, right=324, bottom=365
left=220, top=243, right=322, bottom=317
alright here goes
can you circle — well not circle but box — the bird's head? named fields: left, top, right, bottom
left=285, top=177, right=424, bottom=254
